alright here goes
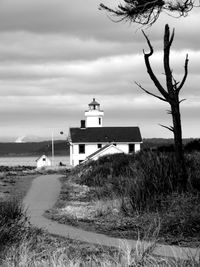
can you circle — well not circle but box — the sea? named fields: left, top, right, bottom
left=0, top=156, right=70, bottom=167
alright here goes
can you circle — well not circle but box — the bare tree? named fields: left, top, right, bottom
left=136, top=24, right=188, bottom=189
left=100, top=2, right=192, bottom=188
left=100, top=0, right=197, bottom=26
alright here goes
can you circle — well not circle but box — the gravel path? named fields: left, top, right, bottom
left=23, top=174, right=199, bottom=261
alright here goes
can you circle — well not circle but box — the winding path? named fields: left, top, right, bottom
left=23, top=174, right=199, bottom=261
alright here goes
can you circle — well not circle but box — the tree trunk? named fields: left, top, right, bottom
left=170, top=98, right=187, bottom=190
left=141, top=24, right=189, bottom=191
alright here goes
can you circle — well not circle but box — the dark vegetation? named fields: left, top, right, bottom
left=0, top=199, right=38, bottom=251
left=70, top=142, right=200, bottom=245
left=2, top=201, right=198, bottom=266
left=0, top=138, right=195, bottom=157
left=0, top=140, right=70, bottom=157
left=0, top=199, right=111, bottom=266
left=100, top=0, right=197, bottom=25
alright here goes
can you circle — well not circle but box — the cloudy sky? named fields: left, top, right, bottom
left=0, top=0, right=200, bottom=141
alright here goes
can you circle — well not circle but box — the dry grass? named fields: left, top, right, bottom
left=0, top=199, right=199, bottom=267
left=2, top=238, right=200, bottom=267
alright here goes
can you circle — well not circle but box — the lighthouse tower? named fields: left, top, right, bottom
left=85, top=98, right=104, bottom=128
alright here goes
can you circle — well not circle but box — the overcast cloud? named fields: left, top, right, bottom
left=0, top=0, right=200, bottom=140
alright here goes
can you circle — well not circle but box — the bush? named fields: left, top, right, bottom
left=126, top=151, right=179, bottom=212
left=160, top=192, right=200, bottom=238
left=0, top=199, right=26, bottom=249
left=186, top=152, right=200, bottom=191
left=73, top=151, right=200, bottom=213
left=76, top=153, right=133, bottom=188
left=185, top=139, right=200, bottom=152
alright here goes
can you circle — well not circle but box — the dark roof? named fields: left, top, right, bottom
left=70, top=127, right=142, bottom=143
left=89, top=98, right=100, bottom=106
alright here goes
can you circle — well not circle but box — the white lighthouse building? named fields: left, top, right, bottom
left=85, top=98, right=104, bottom=128
left=69, top=99, right=142, bottom=166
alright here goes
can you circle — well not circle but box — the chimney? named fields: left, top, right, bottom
left=80, top=120, right=86, bottom=129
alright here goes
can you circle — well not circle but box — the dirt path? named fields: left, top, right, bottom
left=23, top=174, right=199, bottom=261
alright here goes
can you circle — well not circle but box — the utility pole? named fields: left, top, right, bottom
left=51, top=131, right=54, bottom=167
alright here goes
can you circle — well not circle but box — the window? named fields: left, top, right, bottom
left=97, top=144, right=102, bottom=149
left=129, top=144, right=135, bottom=153
left=99, top=118, right=101, bottom=125
left=79, top=160, right=84, bottom=164
left=42, top=158, right=46, bottom=161
left=79, top=144, right=85, bottom=154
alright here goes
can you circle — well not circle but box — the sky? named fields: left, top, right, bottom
left=0, top=0, right=200, bottom=141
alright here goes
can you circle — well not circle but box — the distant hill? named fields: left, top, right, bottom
left=0, top=138, right=198, bottom=157
left=0, top=140, right=69, bottom=157
left=142, top=138, right=199, bottom=151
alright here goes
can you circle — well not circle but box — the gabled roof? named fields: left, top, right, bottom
left=69, top=127, right=142, bottom=143
left=86, top=144, right=123, bottom=160
left=36, top=155, right=50, bottom=162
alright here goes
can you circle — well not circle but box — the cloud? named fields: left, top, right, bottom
left=0, top=49, right=199, bottom=97
left=0, top=0, right=200, bottom=139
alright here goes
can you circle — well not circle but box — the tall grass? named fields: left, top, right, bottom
left=74, top=150, right=200, bottom=212
left=0, top=198, right=41, bottom=262
left=70, top=150, right=200, bottom=243
left=0, top=198, right=27, bottom=249
left=2, top=238, right=200, bottom=266
left=0, top=194, right=199, bottom=266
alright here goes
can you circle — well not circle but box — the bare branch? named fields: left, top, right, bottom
left=179, top=98, right=187, bottom=104
left=159, top=124, right=174, bottom=132
left=135, top=81, right=167, bottom=102
left=142, top=30, right=170, bottom=100
left=177, top=54, right=189, bottom=92
left=168, top=28, right=175, bottom=48
left=163, top=24, right=174, bottom=94
left=166, top=109, right=172, bottom=114
left=142, top=30, right=153, bottom=56
left=172, top=74, right=180, bottom=90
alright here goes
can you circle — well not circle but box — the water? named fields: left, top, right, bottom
left=0, top=156, right=70, bottom=167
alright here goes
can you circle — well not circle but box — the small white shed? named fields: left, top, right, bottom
left=36, top=155, right=51, bottom=168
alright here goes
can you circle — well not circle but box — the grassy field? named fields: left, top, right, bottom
left=0, top=166, right=38, bottom=201
left=45, top=151, right=200, bottom=249
left=1, top=199, right=199, bottom=266
left=0, top=152, right=200, bottom=266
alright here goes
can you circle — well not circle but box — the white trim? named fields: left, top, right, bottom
left=70, top=141, right=143, bottom=145
left=86, top=144, right=124, bottom=161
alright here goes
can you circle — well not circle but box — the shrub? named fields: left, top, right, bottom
left=186, top=152, right=200, bottom=191
left=73, top=150, right=200, bottom=213
left=76, top=153, right=133, bottom=188
left=0, top=199, right=26, bottom=249
left=122, top=151, right=178, bottom=212
left=160, top=192, right=200, bottom=238
left=185, top=139, right=200, bottom=152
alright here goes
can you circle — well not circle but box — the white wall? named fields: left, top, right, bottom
left=116, top=144, right=129, bottom=154
left=85, top=110, right=104, bottom=127
left=71, top=143, right=100, bottom=166
left=70, top=142, right=141, bottom=166
left=86, top=116, right=102, bottom=127
left=92, top=146, right=122, bottom=161
left=70, top=144, right=73, bottom=165
left=37, top=156, right=51, bottom=168
left=135, top=143, right=141, bottom=152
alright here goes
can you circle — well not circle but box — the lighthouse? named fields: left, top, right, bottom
left=69, top=98, right=142, bottom=166
left=85, top=98, right=104, bottom=128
